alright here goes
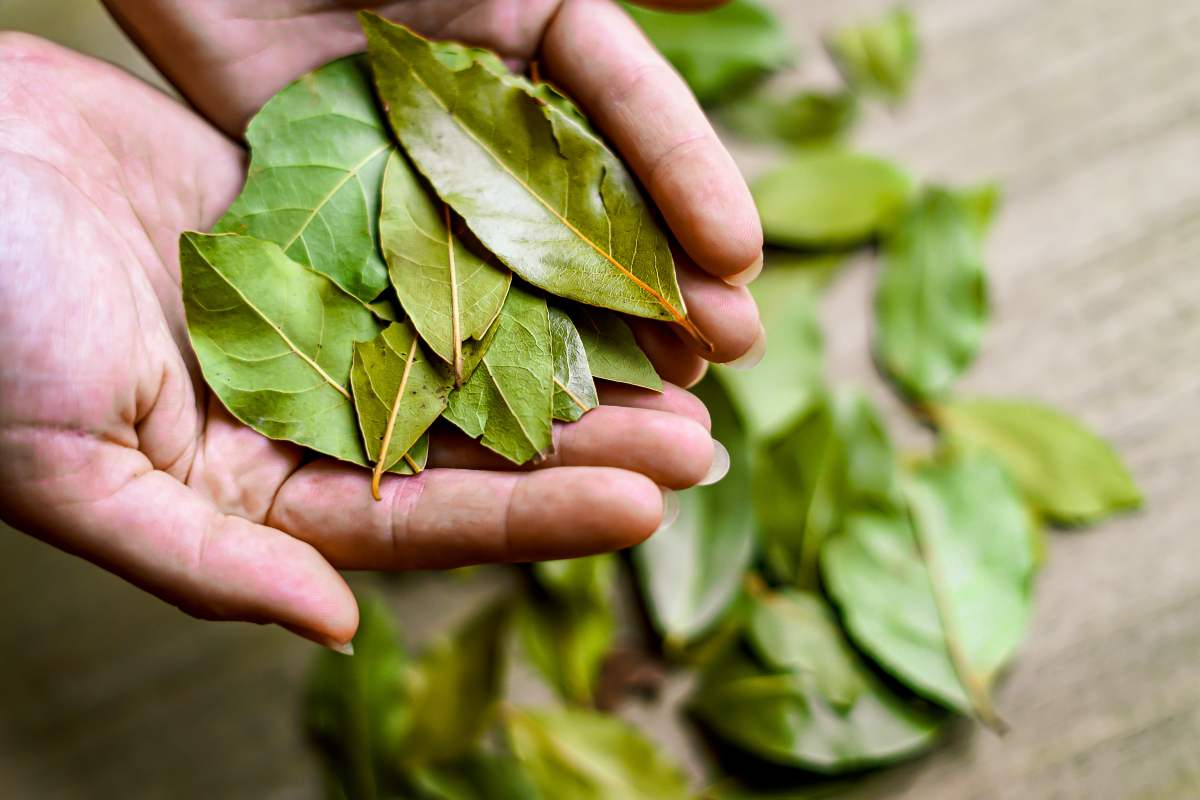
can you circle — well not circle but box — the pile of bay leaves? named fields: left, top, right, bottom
left=297, top=4, right=1144, bottom=799
left=182, top=13, right=681, bottom=499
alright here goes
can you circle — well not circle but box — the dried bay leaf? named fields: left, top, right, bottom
left=822, top=455, right=1036, bottom=724
left=874, top=185, right=997, bottom=400
left=720, top=90, right=858, bottom=146
left=350, top=322, right=454, bottom=496
left=549, top=307, right=599, bottom=422
left=933, top=397, right=1142, bottom=524
left=565, top=305, right=662, bottom=392
left=753, top=150, right=916, bottom=250
left=444, top=285, right=554, bottom=464
left=380, top=150, right=510, bottom=384
left=180, top=232, right=381, bottom=464
left=361, top=15, right=702, bottom=342
left=827, top=8, right=919, bottom=103
left=214, top=56, right=391, bottom=304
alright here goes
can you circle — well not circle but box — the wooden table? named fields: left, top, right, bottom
left=2, top=0, right=1198, bottom=797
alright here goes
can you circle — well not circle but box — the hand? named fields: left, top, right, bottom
left=0, top=35, right=719, bottom=649
left=103, top=0, right=766, bottom=385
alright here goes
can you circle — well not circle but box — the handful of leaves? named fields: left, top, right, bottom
left=181, top=13, right=685, bottom=499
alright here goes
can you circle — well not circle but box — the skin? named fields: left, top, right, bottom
left=0, top=0, right=763, bottom=649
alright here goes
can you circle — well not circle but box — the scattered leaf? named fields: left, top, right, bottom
left=214, top=56, right=391, bottom=303
left=180, top=232, right=381, bottom=465
left=565, top=305, right=662, bottom=391
left=380, top=150, right=510, bottom=382
left=363, top=15, right=700, bottom=340
left=411, top=753, right=541, bottom=800
left=753, top=150, right=916, bottom=249
left=444, top=285, right=554, bottom=463
left=933, top=397, right=1142, bottom=523
left=822, top=455, right=1036, bottom=723
left=690, top=592, right=941, bottom=773
left=549, top=307, right=600, bottom=422
left=634, top=375, right=755, bottom=646
left=874, top=185, right=996, bottom=399
left=507, top=707, right=693, bottom=800
left=826, top=8, right=919, bottom=102
left=721, top=90, right=857, bottom=146
left=623, top=0, right=793, bottom=105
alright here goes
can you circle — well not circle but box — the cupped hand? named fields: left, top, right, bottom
left=0, top=35, right=719, bottom=649
left=103, top=0, right=766, bottom=384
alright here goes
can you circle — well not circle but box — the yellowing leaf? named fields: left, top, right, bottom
left=361, top=15, right=701, bottom=342
left=379, top=150, right=510, bottom=383
left=180, top=232, right=380, bottom=464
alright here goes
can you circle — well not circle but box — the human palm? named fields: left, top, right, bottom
left=0, top=0, right=762, bottom=649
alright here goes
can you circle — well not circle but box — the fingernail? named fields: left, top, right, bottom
left=324, top=638, right=355, bottom=656
left=658, top=487, right=680, bottom=531
left=725, top=252, right=763, bottom=287
left=698, top=439, right=730, bottom=486
left=727, top=324, right=767, bottom=370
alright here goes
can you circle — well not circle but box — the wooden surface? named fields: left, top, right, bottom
left=2, top=0, right=1199, bottom=797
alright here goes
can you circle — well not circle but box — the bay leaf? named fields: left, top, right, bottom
left=214, top=55, right=391, bottom=303
left=932, top=397, right=1141, bottom=524
left=549, top=307, right=599, bottom=422
left=180, top=231, right=380, bottom=464
left=350, top=322, right=454, bottom=495
left=506, top=707, right=692, bottom=800
left=753, top=150, right=916, bottom=249
left=623, top=0, right=792, bottom=105
left=443, top=284, right=554, bottom=464
left=565, top=305, right=662, bottom=391
left=826, top=8, right=919, bottom=103
left=379, top=150, right=511, bottom=383
left=517, top=555, right=616, bottom=705
left=821, top=454, right=1036, bottom=724
left=715, top=262, right=829, bottom=440
left=755, top=390, right=898, bottom=589
left=689, top=592, right=941, bottom=773
left=361, top=15, right=701, bottom=340
left=634, top=375, right=754, bottom=647
left=720, top=90, right=857, bottom=146
left=874, top=185, right=997, bottom=400
left=411, top=754, right=540, bottom=800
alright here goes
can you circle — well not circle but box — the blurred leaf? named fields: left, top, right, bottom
left=690, top=592, right=941, bottom=773
left=754, top=150, right=915, bottom=249
left=822, top=455, right=1036, bottom=724
left=756, top=390, right=899, bottom=588
left=410, top=753, right=541, bottom=800
left=716, top=262, right=830, bottom=440
left=507, top=707, right=693, bottom=799
left=721, top=90, right=858, bottom=146
left=826, top=8, right=919, bottom=102
left=565, top=304, right=663, bottom=391
left=402, top=603, right=511, bottom=767
left=550, top=307, right=600, bottom=422
left=933, top=397, right=1142, bottom=524
left=874, top=185, right=997, bottom=400
left=215, top=56, right=391, bottom=303
left=517, top=555, right=616, bottom=705
left=634, top=375, right=755, bottom=646
left=304, top=597, right=410, bottom=800
left=623, top=0, right=792, bottom=105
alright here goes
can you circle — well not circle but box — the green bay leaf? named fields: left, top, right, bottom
left=444, top=285, right=554, bottom=464
left=549, top=307, right=599, bottom=422
left=753, top=150, right=916, bottom=249
left=933, top=397, right=1142, bottom=524
left=827, top=8, right=920, bottom=103
left=720, top=90, right=858, bottom=146
left=565, top=305, right=662, bottom=391
left=180, top=231, right=380, bottom=464
left=214, top=55, right=391, bottom=303
left=380, top=150, right=510, bottom=383
left=350, top=322, right=453, bottom=490
left=874, top=185, right=996, bottom=399
left=361, top=15, right=698, bottom=337
left=821, top=454, right=1036, bottom=724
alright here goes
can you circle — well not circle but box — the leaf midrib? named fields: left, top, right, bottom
left=280, top=142, right=391, bottom=253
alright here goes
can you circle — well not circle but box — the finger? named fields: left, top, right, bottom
left=675, top=250, right=764, bottom=364
left=14, top=445, right=357, bottom=649
left=597, top=380, right=712, bottom=430
left=268, top=462, right=665, bottom=569
left=428, top=406, right=714, bottom=488
left=630, top=318, right=708, bottom=387
left=542, top=0, right=763, bottom=283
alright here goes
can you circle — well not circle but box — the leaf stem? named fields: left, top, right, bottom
left=552, top=376, right=589, bottom=413
left=445, top=204, right=464, bottom=385
left=371, top=341, right=419, bottom=501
